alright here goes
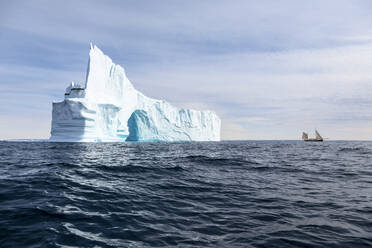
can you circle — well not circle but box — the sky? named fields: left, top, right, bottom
left=2, top=0, right=372, bottom=140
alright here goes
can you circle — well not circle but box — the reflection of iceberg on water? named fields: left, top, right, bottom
left=50, top=43, right=221, bottom=142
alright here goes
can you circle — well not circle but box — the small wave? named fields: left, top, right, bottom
left=63, top=223, right=124, bottom=247
left=338, top=147, right=365, bottom=152
left=182, top=155, right=259, bottom=166
left=35, top=207, right=67, bottom=220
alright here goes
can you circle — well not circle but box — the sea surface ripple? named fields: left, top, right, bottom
left=1, top=141, right=372, bottom=247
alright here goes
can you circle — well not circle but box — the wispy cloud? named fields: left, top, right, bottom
left=1, top=0, right=372, bottom=139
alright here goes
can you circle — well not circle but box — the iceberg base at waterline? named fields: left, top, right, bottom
left=50, top=44, right=221, bottom=142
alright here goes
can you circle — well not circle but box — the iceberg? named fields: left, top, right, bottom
left=50, top=43, right=221, bottom=142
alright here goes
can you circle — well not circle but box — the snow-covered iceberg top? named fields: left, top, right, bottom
left=50, top=43, right=221, bottom=142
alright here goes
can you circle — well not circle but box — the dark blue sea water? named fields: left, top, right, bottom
left=1, top=141, right=372, bottom=247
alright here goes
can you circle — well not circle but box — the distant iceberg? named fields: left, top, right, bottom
left=50, top=44, right=221, bottom=142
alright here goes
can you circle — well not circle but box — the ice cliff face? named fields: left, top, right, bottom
left=50, top=44, right=221, bottom=142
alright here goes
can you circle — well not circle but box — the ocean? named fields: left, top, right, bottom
left=0, top=141, right=371, bottom=247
